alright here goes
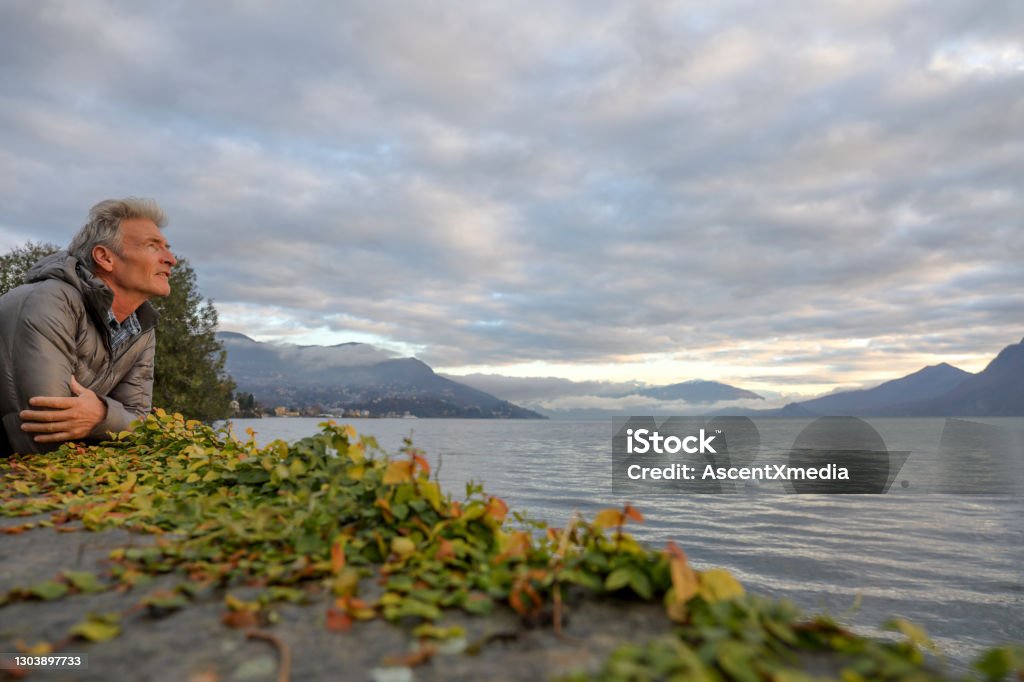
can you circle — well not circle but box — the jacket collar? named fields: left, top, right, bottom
left=28, top=252, right=159, bottom=333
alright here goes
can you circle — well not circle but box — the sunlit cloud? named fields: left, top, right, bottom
left=0, top=1, right=1021, bottom=401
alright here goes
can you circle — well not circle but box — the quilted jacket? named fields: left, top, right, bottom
left=0, top=252, right=157, bottom=455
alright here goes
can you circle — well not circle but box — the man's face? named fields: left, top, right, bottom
left=108, top=218, right=177, bottom=299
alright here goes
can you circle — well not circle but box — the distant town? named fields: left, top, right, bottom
left=229, top=392, right=419, bottom=420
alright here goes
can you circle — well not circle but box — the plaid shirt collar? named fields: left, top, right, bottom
left=106, top=309, right=142, bottom=351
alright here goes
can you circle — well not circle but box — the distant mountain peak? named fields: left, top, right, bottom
left=636, top=380, right=763, bottom=403
left=218, top=331, right=256, bottom=342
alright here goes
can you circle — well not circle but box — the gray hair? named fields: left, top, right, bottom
left=67, top=198, right=167, bottom=268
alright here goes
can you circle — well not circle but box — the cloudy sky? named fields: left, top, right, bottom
left=1, top=1, right=1022, bottom=403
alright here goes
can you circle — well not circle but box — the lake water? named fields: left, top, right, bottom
left=224, top=417, right=1024, bottom=670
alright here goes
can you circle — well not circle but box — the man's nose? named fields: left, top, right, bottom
left=164, top=250, right=177, bottom=266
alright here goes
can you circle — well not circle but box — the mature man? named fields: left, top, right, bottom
left=0, top=198, right=176, bottom=455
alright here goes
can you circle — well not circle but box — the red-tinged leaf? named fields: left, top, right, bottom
left=188, top=668, right=220, bottom=682
left=350, top=598, right=371, bottom=611
left=381, top=644, right=437, bottom=668
left=326, top=607, right=352, bottom=632
left=509, top=579, right=543, bottom=616
left=663, top=541, right=700, bottom=622
left=497, top=531, right=531, bottom=562
left=623, top=503, right=644, bottom=523
left=412, top=453, right=430, bottom=476
left=484, top=497, right=508, bottom=524
left=666, top=542, right=699, bottom=603
left=221, top=610, right=260, bottom=629
left=330, top=538, right=346, bottom=574
left=509, top=587, right=526, bottom=615
left=449, top=501, right=462, bottom=518
left=665, top=540, right=685, bottom=560
left=434, top=537, right=455, bottom=562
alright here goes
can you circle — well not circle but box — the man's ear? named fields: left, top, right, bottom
left=92, top=245, right=117, bottom=273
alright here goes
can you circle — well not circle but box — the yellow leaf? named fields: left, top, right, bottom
left=697, top=568, right=745, bottom=603
left=348, top=441, right=365, bottom=464
left=460, top=502, right=485, bottom=522
left=21, top=641, right=53, bottom=655
left=593, top=508, right=625, bottom=529
left=224, top=593, right=261, bottom=612
left=391, top=536, right=416, bottom=557
left=420, top=481, right=443, bottom=512
left=331, top=568, right=360, bottom=597
left=347, top=464, right=364, bottom=481
left=379, top=592, right=402, bottom=606
left=383, top=461, right=413, bottom=485
left=888, top=618, right=938, bottom=653
left=342, top=425, right=357, bottom=440
left=70, top=616, right=121, bottom=642
left=664, top=588, right=689, bottom=622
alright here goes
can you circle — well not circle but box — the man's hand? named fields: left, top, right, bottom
left=19, top=377, right=108, bottom=443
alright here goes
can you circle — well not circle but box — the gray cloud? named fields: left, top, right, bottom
left=1, top=1, right=1022, bottom=390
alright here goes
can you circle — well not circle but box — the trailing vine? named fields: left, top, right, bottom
left=1, top=411, right=1021, bottom=681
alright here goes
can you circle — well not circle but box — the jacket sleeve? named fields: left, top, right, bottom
left=2, top=287, right=79, bottom=455
left=93, top=331, right=155, bottom=437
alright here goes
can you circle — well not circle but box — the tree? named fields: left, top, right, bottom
left=149, top=256, right=236, bottom=421
left=0, top=241, right=60, bottom=296
left=0, top=243, right=235, bottom=421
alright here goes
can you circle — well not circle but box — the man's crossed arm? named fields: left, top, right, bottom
left=19, top=377, right=108, bottom=444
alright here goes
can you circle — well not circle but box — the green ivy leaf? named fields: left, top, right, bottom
left=29, top=581, right=69, bottom=600
left=63, top=571, right=105, bottom=594
left=71, top=613, right=121, bottom=642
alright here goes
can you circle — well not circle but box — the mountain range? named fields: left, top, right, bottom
left=218, top=332, right=1024, bottom=419
left=217, top=332, right=546, bottom=419
left=731, top=336, right=1024, bottom=417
